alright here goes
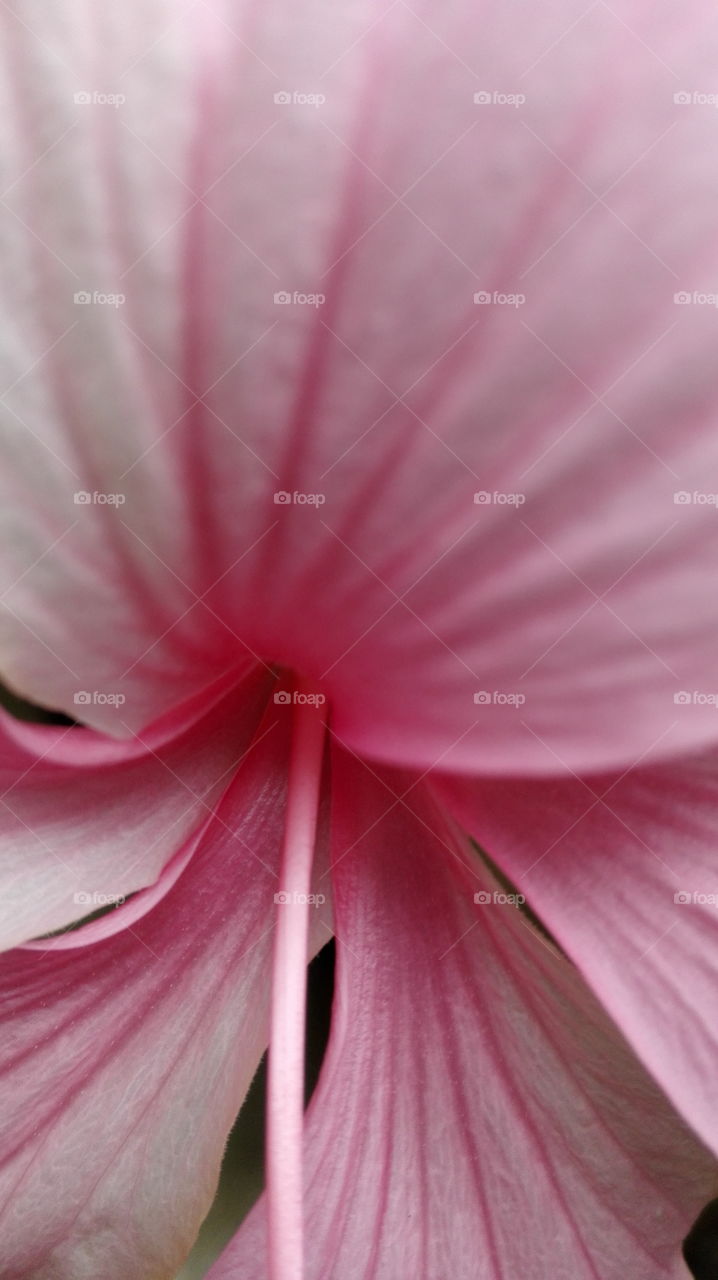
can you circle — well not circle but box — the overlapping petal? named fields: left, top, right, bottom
left=1, top=1, right=718, bottom=774
left=0, top=667, right=270, bottom=950
left=0, top=700, right=330, bottom=1280
left=210, top=751, right=717, bottom=1279
left=436, top=749, right=718, bottom=1164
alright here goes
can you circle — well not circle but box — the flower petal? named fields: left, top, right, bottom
left=0, top=667, right=271, bottom=950
left=2, top=2, right=718, bottom=773
left=211, top=752, right=716, bottom=1278
left=436, top=750, right=718, bottom=1163
left=0, top=699, right=329, bottom=1279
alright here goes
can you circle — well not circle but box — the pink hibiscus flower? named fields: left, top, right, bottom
left=1, top=1, right=718, bottom=1276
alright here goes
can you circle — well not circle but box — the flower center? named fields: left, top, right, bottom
left=267, top=677, right=328, bottom=1280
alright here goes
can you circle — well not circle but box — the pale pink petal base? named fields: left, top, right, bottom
left=2, top=2, right=718, bottom=778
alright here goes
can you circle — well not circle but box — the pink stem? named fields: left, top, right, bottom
left=267, top=681, right=327, bottom=1280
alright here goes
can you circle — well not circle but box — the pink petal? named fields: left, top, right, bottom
left=436, top=751, right=718, bottom=1162
left=0, top=701, right=329, bottom=1278
left=211, top=751, right=715, bottom=1278
left=2, top=3, right=718, bottom=773
left=0, top=667, right=271, bottom=950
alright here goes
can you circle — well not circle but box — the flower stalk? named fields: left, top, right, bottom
left=267, top=680, right=327, bottom=1280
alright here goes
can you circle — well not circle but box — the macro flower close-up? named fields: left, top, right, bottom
left=2, top=1, right=718, bottom=1277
